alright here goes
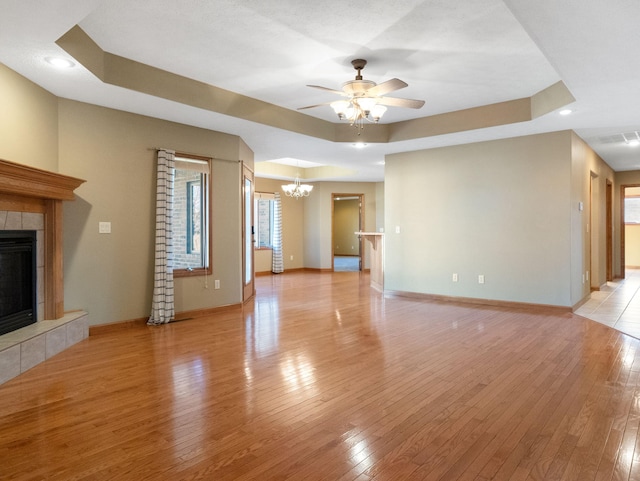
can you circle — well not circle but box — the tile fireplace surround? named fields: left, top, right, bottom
left=0, top=159, right=86, bottom=385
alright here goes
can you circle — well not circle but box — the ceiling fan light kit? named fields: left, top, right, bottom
left=299, top=59, right=425, bottom=133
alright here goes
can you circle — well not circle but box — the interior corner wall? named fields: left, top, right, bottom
left=385, top=131, right=573, bottom=307
left=375, top=182, right=385, bottom=232
left=58, top=99, right=245, bottom=325
left=303, top=181, right=378, bottom=270
left=0, top=63, right=59, bottom=171
left=239, top=137, right=255, bottom=170
left=570, top=132, right=614, bottom=301
left=254, top=177, right=305, bottom=273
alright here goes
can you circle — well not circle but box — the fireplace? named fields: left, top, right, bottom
left=0, top=230, right=37, bottom=335
left=0, top=159, right=87, bottom=386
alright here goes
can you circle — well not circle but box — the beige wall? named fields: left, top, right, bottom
left=333, top=199, right=360, bottom=256
left=0, top=64, right=59, bottom=171
left=385, top=130, right=613, bottom=307
left=625, top=225, right=640, bottom=267
left=386, top=132, right=575, bottom=306
left=57, top=100, right=247, bottom=325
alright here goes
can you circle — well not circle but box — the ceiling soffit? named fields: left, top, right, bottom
left=56, top=25, right=575, bottom=147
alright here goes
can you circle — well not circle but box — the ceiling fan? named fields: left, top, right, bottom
left=298, top=59, right=425, bottom=130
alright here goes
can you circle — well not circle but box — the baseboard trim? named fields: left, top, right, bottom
left=89, top=317, right=148, bottom=335
left=572, top=295, right=591, bottom=312
left=89, top=303, right=242, bottom=336
left=256, top=268, right=309, bottom=276
left=384, top=290, right=572, bottom=313
left=174, top=303, right=242, bottom=322
left=257, top=267, right=365, bottom=275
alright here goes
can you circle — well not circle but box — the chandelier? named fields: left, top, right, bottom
left=282, top=175, right=313, bottom=199
left=330, top=98, right=387, bottom=133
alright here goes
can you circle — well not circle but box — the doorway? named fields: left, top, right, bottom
left=622, top=185, right=640, bottom=279
left=242, top=164, right=255, bottom=302
left=606, top=180, right=613, bottom=281
left=332, top=194, right=363, bottom=272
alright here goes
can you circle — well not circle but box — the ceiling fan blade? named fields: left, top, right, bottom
left=377, top=96, right=425, bottom=109
left=306, top=85, right=347, bottom=96
left=366, top=78, right=408, bottom=97
left=297, top=102, right=333, bottom=110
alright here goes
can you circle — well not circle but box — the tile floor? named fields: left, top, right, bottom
left=334, top=255, right=360, bottom=272
left=575, top=268, right=640, bottom=338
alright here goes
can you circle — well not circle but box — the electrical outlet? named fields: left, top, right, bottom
left=214, top=279, right=220, bottom=289
left=478, top=275, right=485, bottom=284
left=452, top=273, right=458, bottom=282
left=290, top=255, right=293, bottom=261
left=98, top=222, right=111, bottom=234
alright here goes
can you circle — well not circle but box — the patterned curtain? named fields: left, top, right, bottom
left=148, top=149, right=175, bottom=325
left=271, top=192, right=284, bottom=273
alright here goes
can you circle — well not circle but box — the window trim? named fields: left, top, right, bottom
left=173, top=153, right=213, bottom=278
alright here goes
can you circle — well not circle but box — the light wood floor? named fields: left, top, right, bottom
left=1, top=271, right=640, bottom=480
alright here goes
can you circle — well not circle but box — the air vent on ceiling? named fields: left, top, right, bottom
left=597, top=131, right=640, bottom=144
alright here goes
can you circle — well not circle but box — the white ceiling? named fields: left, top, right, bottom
left=2, top=0, right=640, bottom=181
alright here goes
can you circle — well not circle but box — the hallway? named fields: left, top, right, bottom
left=575, top=268, right=640, bottom=338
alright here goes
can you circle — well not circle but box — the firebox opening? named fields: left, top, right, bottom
left=0, top=230, right=37, bottom=336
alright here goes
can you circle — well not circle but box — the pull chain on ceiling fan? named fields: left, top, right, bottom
left=298, top=59, right=425, bottom=133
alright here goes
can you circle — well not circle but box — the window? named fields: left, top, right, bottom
left=625, top=196, right=640, bottom=224
left=186, top=180, right=202, bottom=254
left=254, top=192, right=275, bottom=249
left=172, top=155, right=211, bottom=276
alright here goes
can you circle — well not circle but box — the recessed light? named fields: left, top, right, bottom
left=45, top=57, right=75, bottom=69
left=559, top=109, right=572, bottom=116
left=628, top=140, right=640, bottom=147
left=352, top=142, right=367, bottom=149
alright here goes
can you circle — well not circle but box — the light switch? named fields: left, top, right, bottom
left=99, top=222, right=111, bottom=234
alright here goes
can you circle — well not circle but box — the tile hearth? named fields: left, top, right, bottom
left=0, top=311, right=88, bottom=385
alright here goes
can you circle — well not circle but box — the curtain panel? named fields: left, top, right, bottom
left=271, top=192, right=284, bottom=274
left=148, top=149, right=175, bottom=325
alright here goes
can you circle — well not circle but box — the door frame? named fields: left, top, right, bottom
left=242, top=164, right=255, bottom=302
left=331, top=193, right=364, bottom=272
left=606, top=180, right=613, bottom=282
left=620, top=184, right=640, bottom=280
left=589, top=172, right=597, bottom=290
